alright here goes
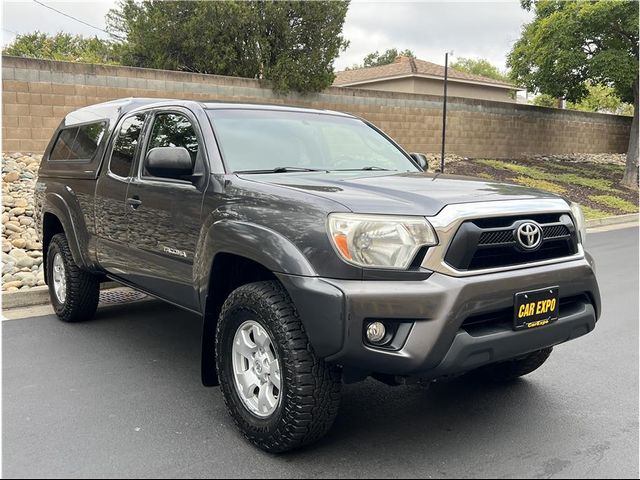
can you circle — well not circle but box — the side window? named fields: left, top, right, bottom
left=49, top=128, right=78, bottom=161
left=49, top=122, right=107, bottom=162
left=145, top=113, right=199, bottom=174
left=73, top=123, right=107, bottom=160
left=109, top=114, right=146, bottom=178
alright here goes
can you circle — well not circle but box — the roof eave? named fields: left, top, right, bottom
left=334, top=73, right=521, bottom=91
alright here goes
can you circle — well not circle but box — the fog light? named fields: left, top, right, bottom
left=366, top=322, right=387, bottom=344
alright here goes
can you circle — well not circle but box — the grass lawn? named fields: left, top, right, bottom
left=444, top=158, right=639, bottom=220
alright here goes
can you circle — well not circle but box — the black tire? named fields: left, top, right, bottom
left=46, top=233, right=100, bottom=323
left=215, top=280, right=341, bottom=453
left=475, top=347, right=553, bottom=382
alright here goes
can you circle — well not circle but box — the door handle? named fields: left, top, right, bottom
left=126, top=197, right=142, bottom=209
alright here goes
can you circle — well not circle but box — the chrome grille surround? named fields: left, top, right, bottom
left=421, top=199, right=585, bottom=277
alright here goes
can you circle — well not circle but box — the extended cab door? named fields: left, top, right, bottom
left=94, top=112, right=148, bottom=276
left=124, top=108, right=208, bottom=311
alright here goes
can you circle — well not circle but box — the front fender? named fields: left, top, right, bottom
left=195, top=219, right=319, bottom=387
left=194, top=219, right=316, bottom=310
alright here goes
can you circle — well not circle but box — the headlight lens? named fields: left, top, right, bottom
left=327, top=213, right=438, bottom=269
left=570, top=202, right=587, bottom=245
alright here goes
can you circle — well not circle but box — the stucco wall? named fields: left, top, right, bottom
left=1, top=56, right=631, bottom=158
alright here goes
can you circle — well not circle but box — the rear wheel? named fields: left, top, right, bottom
left=46, top=233, right=100, bottom=323
left=475, top=347, right=553, bottom=382
left=215, top=280, right=341, bottom=453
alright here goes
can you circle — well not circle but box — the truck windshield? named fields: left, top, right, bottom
left=206, top=109, right=419, bottom=173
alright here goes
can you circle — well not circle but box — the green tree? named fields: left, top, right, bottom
left=346, top=48, right=415, bottom=70
left=2, top=32, right=118, bottom=64
left=531, top=84, right=633, bottom=114
left=532, top=93, right=559, bottom=108
left=567, top=83, right=634, bottom=115
left=450, top=57, right=510, bottom=83
left=508, top=0, right=639, bottom=189
left=107, top=0, right=349, bottom=94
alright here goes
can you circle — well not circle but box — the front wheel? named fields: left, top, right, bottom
left=215, top=281, right=341, bottom=453
left=46, top=233, right=100, bottom=323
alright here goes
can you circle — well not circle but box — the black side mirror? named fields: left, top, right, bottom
left=146, top=147, right=194, bottom=179
left=410, top=152, right=429, bottom=171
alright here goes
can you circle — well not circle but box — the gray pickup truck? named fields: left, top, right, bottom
left=35, top=98, right=600, bottom=453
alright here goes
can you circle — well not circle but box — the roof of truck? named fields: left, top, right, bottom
left=64, top=98, right=353, bottom=127
left=201, top=101, right=353, bottom=117
left=62, top=98, right=170, bottom=127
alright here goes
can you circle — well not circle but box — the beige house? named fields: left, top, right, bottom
left=333, top=56, right=520, bottom=103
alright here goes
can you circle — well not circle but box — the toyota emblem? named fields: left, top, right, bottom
left=516, top=222, right=542, bottom=250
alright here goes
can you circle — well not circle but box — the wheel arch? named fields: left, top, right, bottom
left=194, top=219, right=316, bottom=306
left=41, top=193, right=92, bottom=283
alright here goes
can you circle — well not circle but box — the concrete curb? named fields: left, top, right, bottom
left=3, top=286, right=50, bottom=309
left=586, top=213, right=638, bottom=229
left=2, top=282, right=119, bottom=310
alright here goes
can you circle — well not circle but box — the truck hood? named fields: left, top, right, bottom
left=237, top=171, right=560, bottom=216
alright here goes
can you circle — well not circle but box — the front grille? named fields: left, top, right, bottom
left=543, top=224, right=570, bottom=239
left=479, top=230, right=514, bottom=245
left=478, top=224, right=570, bottom=247
left=462, top=294, right=590, bottom=336
left=445, top=213, right=578, bottom=271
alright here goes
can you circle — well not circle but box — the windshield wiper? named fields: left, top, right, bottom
left=235, top=166, right=328, bottom=174
left=332, top=166, right=395, bottom=171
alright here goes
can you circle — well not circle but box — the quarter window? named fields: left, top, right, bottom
left=49, top=121, right=107, bottom=162
left=74, top=123, right=108, bottom=159
left=109, top=114, right=146, bottom=178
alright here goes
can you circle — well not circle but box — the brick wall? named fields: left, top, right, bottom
left=1, top=56, right=632, bottom=157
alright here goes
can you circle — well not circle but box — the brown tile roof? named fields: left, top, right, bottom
left=333, top=56, right=516, bottom=89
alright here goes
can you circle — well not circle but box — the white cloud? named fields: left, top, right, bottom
left=335, top=1, right=534, bottom=71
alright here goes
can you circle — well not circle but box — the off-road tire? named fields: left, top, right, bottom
left=46, top=233, right=100, bottom=323
left=215, top=280, right=342, bottom=453
left=475, top=347, right=553, bottom=382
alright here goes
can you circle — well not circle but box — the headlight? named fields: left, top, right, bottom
left=570, top=202, right=587, bottom=245
left=327, top=213, right=438, bottom=269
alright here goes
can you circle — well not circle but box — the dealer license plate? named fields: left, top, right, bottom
left=514, top=287, right=559, bottom=331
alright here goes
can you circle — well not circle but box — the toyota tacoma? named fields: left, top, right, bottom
left=35, top=98, right=600, bottom=453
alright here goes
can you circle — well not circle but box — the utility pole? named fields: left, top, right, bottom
left=440, top=51, right=450, bottom=173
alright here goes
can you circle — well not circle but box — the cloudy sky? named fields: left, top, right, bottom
left=2, top=0, right=533, bottom=71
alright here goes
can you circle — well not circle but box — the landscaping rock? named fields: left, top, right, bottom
left=11, top=238, right=27, bottom=249
left=3, top=172, right=19, bottom=183
left=16, top=272, right=37, bottom=287
left=15, top=256, right=35, bottom=269
left=4, top=222, right=22, bottom=233
left=26, top=241, right=42, bottom=250
left=8, top=207, right=25, bottom=216
left=8, top=248, right=27, bottom=259
left=425, top=153, right=466, bottom=169
left=2, top=153, right=44, bottom=291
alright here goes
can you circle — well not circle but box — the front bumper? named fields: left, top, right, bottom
left=278, top=256, right=600, bottom=379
